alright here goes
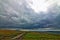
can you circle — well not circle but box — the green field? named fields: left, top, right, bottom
left=0, top=30, right=60, bottom=40
left=23, top=32, right=60, bottom=40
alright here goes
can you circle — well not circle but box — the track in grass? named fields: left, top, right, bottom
left=0, top=30, right=60, bottom=40
left=0, top=30, right=25, bottom=40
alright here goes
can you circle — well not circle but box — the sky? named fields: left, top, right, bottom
left=0, top=0, right=60, bottom=30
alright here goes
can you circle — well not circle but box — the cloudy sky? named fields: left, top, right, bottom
left=0, top=0, right=60, bottom=30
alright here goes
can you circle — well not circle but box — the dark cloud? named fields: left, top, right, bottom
left=0, top=0, right=60, bottom=29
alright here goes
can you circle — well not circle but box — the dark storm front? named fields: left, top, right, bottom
left=0, top=0, right=60, bottom=30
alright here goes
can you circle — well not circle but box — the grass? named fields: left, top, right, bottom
left=23, top=32, right=60, bottom=40
left=0, top=30, right=23, bottom=40
left=0, top=30, right=60, bottom=40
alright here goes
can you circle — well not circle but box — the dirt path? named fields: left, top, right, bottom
left=12, top=32, right=26, bottom=40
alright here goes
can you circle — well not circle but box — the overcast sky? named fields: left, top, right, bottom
left=0, top=0, right=60, bottom=30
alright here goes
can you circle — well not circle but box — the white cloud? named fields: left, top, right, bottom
left=25, top=0, right=60, bottom=13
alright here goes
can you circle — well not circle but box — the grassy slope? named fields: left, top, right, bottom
left=23, top=32, right=60, bottom=40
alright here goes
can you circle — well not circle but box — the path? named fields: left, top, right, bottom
left=12, top=32, right=26, bottom=40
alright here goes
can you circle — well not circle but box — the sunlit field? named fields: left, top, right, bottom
left=0, top=30, right=60, bottom=40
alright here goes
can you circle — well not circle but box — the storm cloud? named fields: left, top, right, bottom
left=0, top=0, right=60, bottom=30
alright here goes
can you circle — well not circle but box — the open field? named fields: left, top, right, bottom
left=0, top=30, right=24, bottom=40
left=23, top=32, right=60, bottom=40
left=0, top=30, right=60, bottom=40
